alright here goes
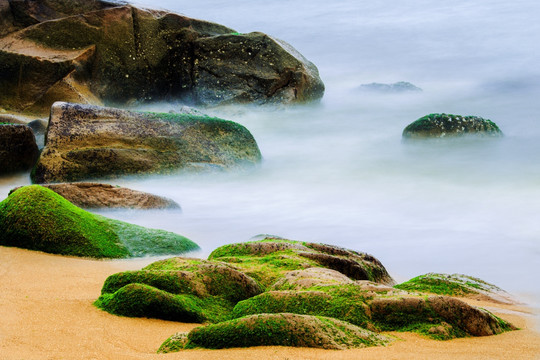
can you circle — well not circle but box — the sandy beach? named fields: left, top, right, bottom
left=1, top=246, right=538, bottom=360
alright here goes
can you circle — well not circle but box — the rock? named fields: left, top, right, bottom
left=193, top=32, right=325, bottom=105
left=0, top=2, right=324, bottom=115
left=370, top=295, right=515, bottom=338
left=403, top=113, right=503, bottom=139
left=360, top=81, right=422, bottom=93
left=96, top=257, right=263, bottom=322
left=0, top=185, right=199, bottom=258
left=31, top=102, right=262, bottom=183
left=10, top=182, right=180, bottom=209
left=0, top=124, right=39, bottom=174
left=208, top=238, right=395, bottom=288
left=161, top=313, right=390, bottom=351
left=271, top=267, right=355, bottom=290
left=394, top=273, right=516, bottom=304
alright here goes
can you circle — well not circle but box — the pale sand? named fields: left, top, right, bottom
left=1, top=246, right=539, bottom=360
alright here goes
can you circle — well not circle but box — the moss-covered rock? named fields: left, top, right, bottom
left=394, top=273, right=514, bottom=304
left=161, top=313, right=390, bottom=351
left=0, top=185, right=198, bottom=258
left=403, top=113, right=503, bottom=139
left=208, top=238, right=395, bottom=288
left=31, top=102, right=262, bottom=183
left=370, top=295, right=515, bottom=339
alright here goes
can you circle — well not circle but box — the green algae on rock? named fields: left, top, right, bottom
left=394, top=273, right=515, bottom=304
left=208, top=238, right=395, bottom=288
left=0, top=185, right=198, bottom=258
left=31, top=102, right=262, bottom=183
left=402, top=113, right=503, bottom=139
left=160, top=313, right=391, bottom=352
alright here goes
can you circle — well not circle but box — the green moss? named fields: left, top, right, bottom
left=0, top=185, right=199, bottom=258
left=403, top=113, right=503, bottom=138
left=179, top=313, right=389, bottom=350
left=100, top=270, right=197, bottom=295
left=24, top=18, right=99, bottom=49
left=232, top=285, right=373, bottom=329
left=394, top=273, right=502, bottom=296
left=95, top=283, right=233, bottom=323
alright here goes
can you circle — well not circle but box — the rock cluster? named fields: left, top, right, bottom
left=0, top=0, right=324, bottom=115
left=94, top=238, right=515, bottom=352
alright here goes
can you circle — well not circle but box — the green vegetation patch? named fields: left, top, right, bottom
left=166, top=313, right=390, bottom=351
left=394, top=273, right=502, bottom=296
left=232, top=285, right=373, bottom=329
left=0, top=185, right=198, bottom=258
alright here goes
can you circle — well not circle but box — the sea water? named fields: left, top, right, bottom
left=3, top=0, right=540, bottom=323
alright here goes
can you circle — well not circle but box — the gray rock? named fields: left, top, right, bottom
left=360, top=81, right=422, bottom=93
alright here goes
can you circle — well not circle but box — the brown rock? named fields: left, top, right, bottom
left=10, top=182, right=180, bottom=209
left=0, top=124, right=39, bottom=174
left=0, top=2, right=324, bottom=115
left=31, top=102, right=261, bottom=183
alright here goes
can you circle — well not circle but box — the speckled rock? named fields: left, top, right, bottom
left=403, top=113, right=503, bottom=139
left=31, top=102, right=261, bottom=183
left=0, top=1, right=324, bottom=115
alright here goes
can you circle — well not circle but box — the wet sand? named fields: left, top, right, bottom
left=1, top=246, right=538, bottom=360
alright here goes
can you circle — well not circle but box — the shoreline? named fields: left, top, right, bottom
left=1, top=246, right=538, bottom=360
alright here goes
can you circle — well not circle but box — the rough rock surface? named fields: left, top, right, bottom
left=31, top=102, right=262, bottom=183
left=0, top=0, right=324, bottom=115
left=10, top=182, right=180, bottom=209
left=0, top=124, right=39, bottom=174
left=162, top=313, right=391, bottom=351
left=403, top=113, right=503, bottom=139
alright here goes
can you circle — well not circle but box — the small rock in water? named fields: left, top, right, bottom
left=360, top=81, right=422, bottom=93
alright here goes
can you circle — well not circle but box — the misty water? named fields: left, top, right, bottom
left=3, top=0, right=540, bottom=322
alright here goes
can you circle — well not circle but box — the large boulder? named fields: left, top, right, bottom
left=0, top=124, right=39, bottom=174
left=159, top=313, right=391, bottom=351
left=403, top=113, right=503, bottom=139
left=208, top=238, right=395, bottom=288
left=31, top=102, right=262, bottom=183
left=10, top=182, right=180, bottom=209
left=0, top=1, right=324, bottom=115
left=0, top=185, right=199, bottom=258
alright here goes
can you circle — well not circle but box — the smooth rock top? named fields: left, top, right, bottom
left=10, top=182, right=180, bottom=209
left=0, top=1, right=324, bottom=115
left=403, top=113, right=503, bottom=139
left=31, top=102, right=262, bottom=183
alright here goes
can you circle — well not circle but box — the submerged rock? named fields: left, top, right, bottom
left=11, top=182, right=180, bottom=209
left=0, top=185, right=198, bottom=258
left=31, top=102, right=262, bottom=183
left=0, top=124, right=39, bottom=174
left=360, top=81, right=422, bottom=93
left=0, top=1, right=324, bottom=115
left=403, top=113, right=503, bottom=139
left=160, top=313, right=391, bottom=351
